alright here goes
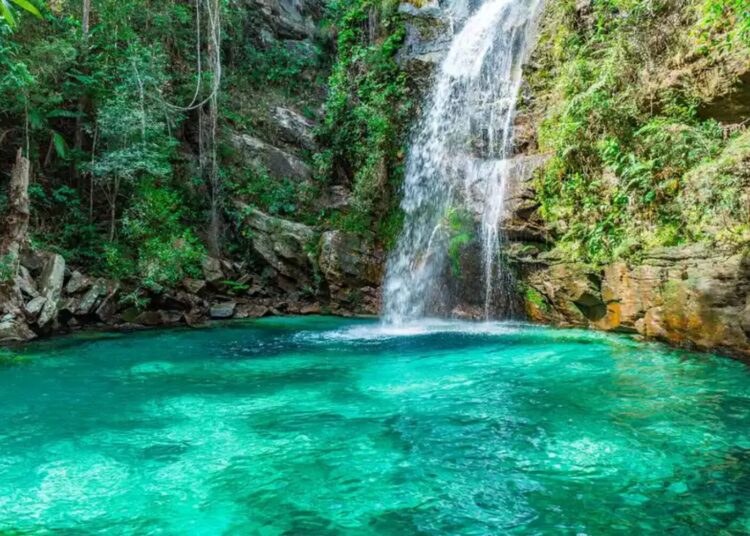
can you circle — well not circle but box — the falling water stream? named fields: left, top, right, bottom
left=382, top=0, right=544, bottom=323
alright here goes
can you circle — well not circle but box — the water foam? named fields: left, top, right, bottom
left=382, top=0, right=544, bottom=323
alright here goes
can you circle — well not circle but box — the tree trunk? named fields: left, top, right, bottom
left=109, top=177, right=119, bottom=241
left=74, top=0, right=92, bottom=191
left=1, top=149, right=30, bottom=270
left=82, top=0, right=91, bottom=35
left=205, top=0, right=223, bottom=257
left=0, top=150, right=34, bottom=342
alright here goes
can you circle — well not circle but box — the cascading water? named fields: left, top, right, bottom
left=382, top=0, right=544, bottom=324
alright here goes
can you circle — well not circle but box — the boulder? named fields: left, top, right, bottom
left=271, top=107, right=316, bottom=150
left=16, top=266, right=39, bottom=299
left=230, top=132, right=312, bottom=182
left=36, top=254, right=65, bottom=328
left=65, top=271, right=92, bottom=294
left=133, top=310, right=183, bottom=326
left=23, top=296, right=47, bottom=319
left=19, top=249, right=48, bottom=274
left=235, top=304, right=270, bottom=319
left=0, top=313, right=35, bottom=342
left=319, top=231, right=383, bottom=295
left=202, top=257, right=225, bottom=285
left=519, top=244, right=750, bottom=359
left=245, top=0, right=322, bottom=40
left=183, top=278, right=207, bottom=295
left=210, top=302, right=237, bottom=319
left=76, top=279, right=109, bottom=315
left=240, top=206, right=318, bottom=282
left=300, top=302, right=321, bottom=315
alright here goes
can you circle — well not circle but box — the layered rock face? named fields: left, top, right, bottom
left=516, top=245, right=750, bottom=358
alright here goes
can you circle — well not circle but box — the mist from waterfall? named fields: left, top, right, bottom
left=382, top=0, right=544, bottom=324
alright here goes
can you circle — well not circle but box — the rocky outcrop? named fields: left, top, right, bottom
left=239, top=206, right=318, bottom=283
left=245, top=0, right=322, bottom=41
left=318, top=230, right=383, bottom=313
left=271, top=107, right=316, bottom=150
left=518, top=244, right=750, bottom=360
left=36, top=254, right=65, bottom=328
left=397, top=2, right=452, bottom=94
left=230, top=132, right=312, bottom=182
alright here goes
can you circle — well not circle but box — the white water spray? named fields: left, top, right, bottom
left=382, top=0, right=544, bottom=324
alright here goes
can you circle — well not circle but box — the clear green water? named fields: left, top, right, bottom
left=1, top=317, right=750, bottom=535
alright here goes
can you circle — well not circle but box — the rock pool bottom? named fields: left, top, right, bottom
left=1, top=317, right=749, bottom=535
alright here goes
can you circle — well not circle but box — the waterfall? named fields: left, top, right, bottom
left=382, top=0, right=544, bottom=324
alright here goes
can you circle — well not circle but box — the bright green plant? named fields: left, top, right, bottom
left=445, top=208, right=475, bottom=277
left=109, top=181, right=205, bottom=292
left=0, top=0, right=41, bottom=29
left=316, top=0, right=413, bottom=239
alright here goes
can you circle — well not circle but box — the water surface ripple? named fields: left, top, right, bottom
left=1, top=317, right=749, bottom=534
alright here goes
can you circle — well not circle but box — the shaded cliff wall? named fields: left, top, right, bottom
left=505, top=0, right=750, bottom=358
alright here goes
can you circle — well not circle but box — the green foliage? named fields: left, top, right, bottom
left=228, top=165, right=300, bottom=216
left=29, top=184, right=101, bottom=266
left=89, top=45, right=177, bottom=187
left=525, top=286, right=550, bottom=313
left=222, top=279, right=250, bottom=296
left=0, top=349, right=31, bottom=368
left=531, top=0, right=742, bottom=265
left=0, top=0, right=42, bottom=29
left=0, top=253, right=16, bottom=282
left=107, top=181, right=205, bottom=291
left=445, top=208, right=474, bottom=277
left=699, top=0, right=750, bottom=50
left=244, top=41, right=321, bottom=91
left=317, top=0, right=413, bottom=239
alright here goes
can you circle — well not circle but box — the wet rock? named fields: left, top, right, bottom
left=519, top=244, right=750, bottom=359
left=300, top=302, right=322, bottom=315
left=23, top=296, right=47, bottom=319
left=235, top=304, right=270, bottom=319
left=37, top=254, right=65, bottom=328
left=319, top=231, right=383, bottom=298
left=185, top=308, right=207, bottom=327
left=91, top=282, right=120, bottom=323
left=451, top=305, right=483, bottom=321
left=134, top=310, right=183, bottom=326
left=0, top=313, right=35, bottom=342
left=16, top=266, right=39, bottom=299
left=76, top=279, right=109, bottom=315
left=210, top=302, right=237, bottom=319
left=397, top=2, right=452, bottom=94
left=65, top=271, right=92, bottom=294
